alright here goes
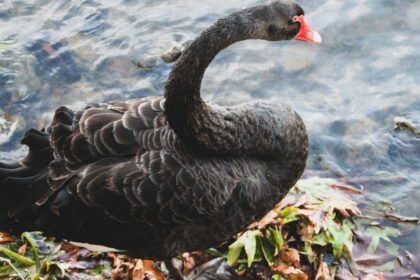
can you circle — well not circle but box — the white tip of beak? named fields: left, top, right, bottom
left=312, top=30, right=323, bottom=44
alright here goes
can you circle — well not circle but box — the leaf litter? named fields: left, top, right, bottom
left=0, top=177, right=418, bottom=279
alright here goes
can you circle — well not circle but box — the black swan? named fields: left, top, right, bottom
left=0, top=1, right=320, bottom=260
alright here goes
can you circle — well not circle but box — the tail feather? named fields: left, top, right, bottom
left=20, top=129, right=54, bottom=167
left=0, top=129, right=53, bottom=233
left=0, top=162, right=20, bottom=169
left=3, top=171, right=49, bottom=217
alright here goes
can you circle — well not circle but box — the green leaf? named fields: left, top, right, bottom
left=22, top=232, right=40, bottom=269
left=267, top=226, right=283, bottom=252
left=206, top=248, right=225, bottom=257
left=383, top=240, right=399, bottom=256
left=311, top=232, right=329, bottom=247
left=227, top=230, right=262, bottom=267
left=278, top=207, right=299, bottom=218
left=258, top=237, right=274, bottom=266
left=278, top=207, right=300, bottom=224
left=365, top=226, right=400, bottom=254
left=0, top=257, right=29, bottom=280
left=0, top=247, right=35, bottom=266
left=272, top=275, right=286, bottom=280
left=41, top=259, right=65, bottom=278
left=227, top=244, right=242, bottom=266
left=91, top=264, right=108, bottom=275
left=324, top=218, right=353, bottom=259
left=303, top=242, right=317, bottom=264
left=0, top=264, right=15, bottom=276
left=375, top=261, right=395, bottom=271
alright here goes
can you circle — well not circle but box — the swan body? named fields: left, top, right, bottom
left=0, top=1, right=317, bottom=259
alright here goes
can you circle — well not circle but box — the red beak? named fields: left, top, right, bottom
left=295, top=15, right=322, bottom=44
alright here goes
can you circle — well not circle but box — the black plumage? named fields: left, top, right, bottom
left=0, top=1, right=309, bottom=260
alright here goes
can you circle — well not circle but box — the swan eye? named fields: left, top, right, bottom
left=292, top=16, right=299, bottom=23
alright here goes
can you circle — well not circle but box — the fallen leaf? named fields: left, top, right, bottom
left=394, top=116, right=418, bottom=134
left=182, top=253, right=195, bottom=276
left=143, top=260, right=165, bottom=280
left=362, top=272, right=384, bottom=280
left=182, top=251, right=212, bottom=276
left=325, top=219, right=353, bottom=259
left=299, top=207, right=328, bottom=234
left=259, top=237, right=275, bottom=266
left=297, top=221, right=315, bottom=241
left=384, top=214, right=419, bottom=224
left=18, top=243, right=27, bottom=256
left=364, top=226, right=400, bottom=255
left=279, top=248, right=300, bottom=268
left=315, top=262, right=331, bottom=280
left=132, top=260, right=144, bottom=280
left=272, top=265, right=308, bottom=280
left=335, top=259, right=357, bottom=280
left=254, top=210, right=279, bottom=229
left=111, top=254, right=135, bottom=280
left=0, top=233, right=15, bottom=243
left=227, top=230, right=262, bottom=267
left=356, top=254, right=393, bottom=266
left=331, top=183, right=363, bottom=194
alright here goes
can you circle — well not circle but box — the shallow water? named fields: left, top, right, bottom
left=0, top=0, right=419, bottom=254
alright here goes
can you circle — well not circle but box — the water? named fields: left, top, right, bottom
left=0, top=0, right=419, bottom=254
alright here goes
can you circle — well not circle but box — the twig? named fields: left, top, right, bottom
left=0, top=257, right=26, bottom=280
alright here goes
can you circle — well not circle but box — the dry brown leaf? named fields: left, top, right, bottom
left=279, top=248, right=301, bottom=268
left=237, top=269, right=247, bottom=277
left=111, top=254, right=135, bottom=280
left=277, top=194, right=308, bottom=210
left=253, top=210, right=280, bottom=229
left=272, top=263, right=289, bottom=274
left=59, top=241, right=81, bottom=266
left=132, top=259, right=144, bottom=280
left=362, top=272, right=385, bottom=280
left=403, top=250, right=420, bottom=265
left=384, top=214, right=419, bottom=224
left=289, top=271, right=309, bottom=280
left=18, top=243, right=28, bottom=256
left=107, top=253, right=120, bottom=267
left=335, top=259, right=358, bottom=280
left=326, top=198, right=361, bottom=218
left=143, top=260, right=165, bottom=280
left=299, top=207, right=328, bottom=233
left=273, top=264, right=308, bottom=280
left=315, top=262, right=331, bottom=280
left=182, top=253, right=195, bottom=276
left=297, top=221, right=315, bottom=241
left=182, top=251, right=212, bottom=276
left=0, top=232, right=15, bottom=243
left=356, top=254, right=392, bottom=266
left=111, top=266, right=131, bottom=280
left=297, top=194, right=360, bottom=233
left=331, top=183, right=363, bottom=194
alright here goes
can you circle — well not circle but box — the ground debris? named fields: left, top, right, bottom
left=0, top=177, right=417, bottom=279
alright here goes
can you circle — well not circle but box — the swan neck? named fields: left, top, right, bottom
left=164, top=11, right=253, bottom=151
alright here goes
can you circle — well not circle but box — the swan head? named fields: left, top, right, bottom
left=249, top=1, right=322, bottom=43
